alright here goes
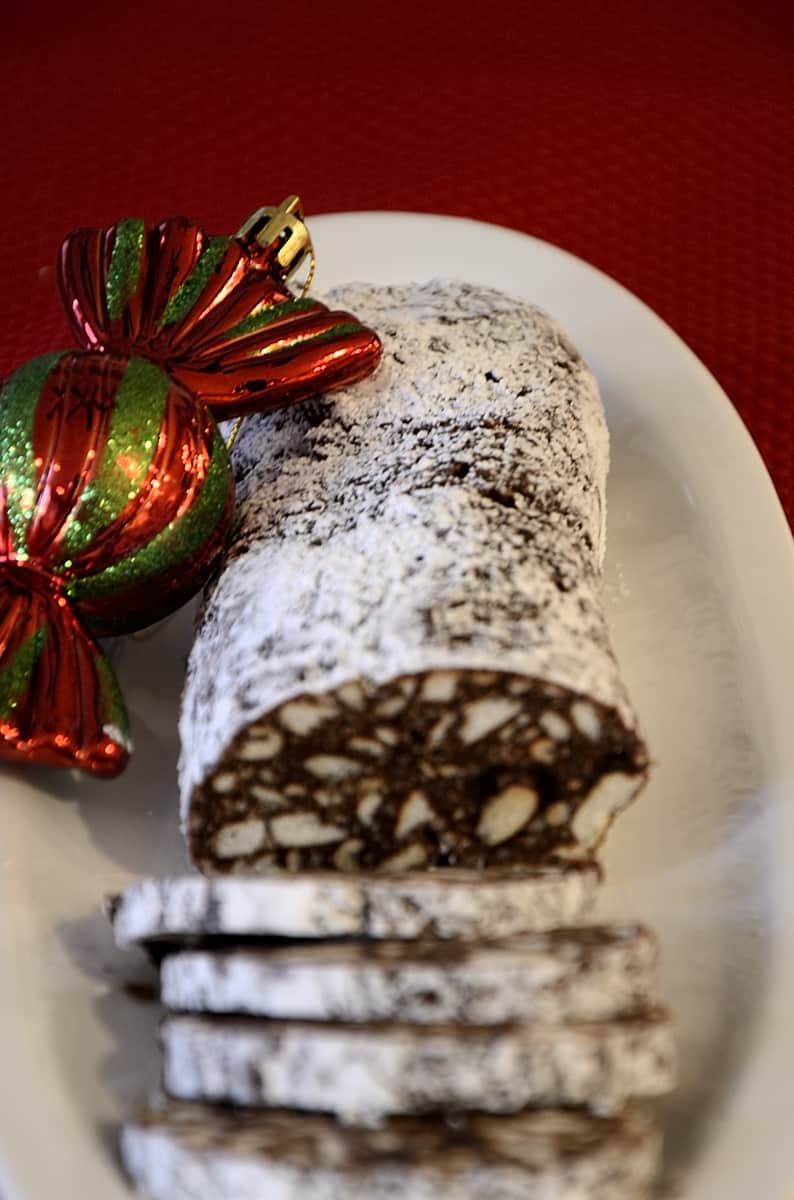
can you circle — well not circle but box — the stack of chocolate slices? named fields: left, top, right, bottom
left=111, top=867, right=675, bottom=1199
left=110, top=282, right=677, bottom=1197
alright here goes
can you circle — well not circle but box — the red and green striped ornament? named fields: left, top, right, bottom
left=0, top=350, right=232, bottom=776
left=0, top=197, right=382, bottom=779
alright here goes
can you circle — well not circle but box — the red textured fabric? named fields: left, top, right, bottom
left=1, top=0, right=792, bottom=522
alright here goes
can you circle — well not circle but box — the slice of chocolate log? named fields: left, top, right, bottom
left=161, top=1009, right=676, bottom=1122
left=110, top=864, right=599, bottom=948
left=180, top=281, right=648, bottom=874
left=121, top=1101, right=662, bottom=1200
left=160, top=924, right=657, bottom=1025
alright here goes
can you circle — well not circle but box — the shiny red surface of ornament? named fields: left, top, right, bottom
left=1, top=350, right=234, bottom=635
left=0, top=563, right=128, bottom=776
left=0, top=350, right=233, bottom=776
left=58, top=216, right=383, bottom=419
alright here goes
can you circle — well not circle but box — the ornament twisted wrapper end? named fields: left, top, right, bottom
left=0, top=561, right=131, bottom=777
left=57, top=200, right=382, bottom=420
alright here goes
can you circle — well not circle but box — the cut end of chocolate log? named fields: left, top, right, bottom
left=188, top=670, right=647, bottom=874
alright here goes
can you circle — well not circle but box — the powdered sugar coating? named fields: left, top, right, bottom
left=159, top=925, right=657, bottom=1024
left=110, top=864, right=599, bottom=946
left=121, top=1103, right=661, bottom=1200
left=161, top=1010, right=677, bottom=1122
left=179, top=281, right=640, bottom=822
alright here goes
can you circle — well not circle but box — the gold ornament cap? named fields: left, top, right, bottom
left=237, top=195, right=315, bottom=291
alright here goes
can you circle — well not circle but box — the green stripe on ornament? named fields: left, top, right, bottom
left=0, top=352, right=62, bottom=559
left=105, top=218, right=145, bottom=321
left=161, top=236, right=231, bottom=327
left=223, top=296, right=316, bottom=341
left=94, top=651, right=130, bottom=749
left=68, top=422, right=230, bottom=601
left=0, top=626, right=47, bottom=721
left=246, top=320, right=363, bottom=358
left=59, top=358, right=171, bottom=562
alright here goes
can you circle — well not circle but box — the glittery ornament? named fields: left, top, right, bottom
left=0, top=350, right=233, bottom=775
left=1, top=198, right=381, bottom=779
left=58, top=201, right=382, bottom=419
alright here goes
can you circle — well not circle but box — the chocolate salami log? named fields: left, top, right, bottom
left=121, top=1102, right=662, bottom=1200
left=180, top=281, right=649, bottom=874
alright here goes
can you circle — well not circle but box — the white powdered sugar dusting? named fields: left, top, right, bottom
left=110, top=865, right=600, bottom=945
left=120, top=1103, right=661, bottom=1200
left=161, top=1010, right=676, bottom=1122
left=159, top=925, right=657, bottom=1025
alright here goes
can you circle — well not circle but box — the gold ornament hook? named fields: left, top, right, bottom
left=236, top=195, right=315, bottom=295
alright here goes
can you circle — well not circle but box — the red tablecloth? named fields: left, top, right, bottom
left=2, top=0, right=791, bottom=523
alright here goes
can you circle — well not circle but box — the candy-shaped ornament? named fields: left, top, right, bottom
left=58, top=196, right=382, bottom=418
left=0, top=198, right=382, bottom=777
left=0, top=351, right=232, bottom=776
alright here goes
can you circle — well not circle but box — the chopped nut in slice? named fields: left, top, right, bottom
left=333, top=839, right=364, bottom=870
left=212, top=771, right=237, bottom=795
left=349, top=737, right=385, bottom=758
left=380, top=843, right=428, bottom=872
left=419, top=671, right=459, bottom=703
left=304, top=755, right=363, bottom=782
left=374, top=695, right=407, bottom=718
left=214, top=819, right=267, bottom=859
left=477, top=786, right=538, bottom=845
left=460, top=697, right=521, bottom=744
left=530, top=737, right=556, bottom=764
left=395, top=789, right=434, bottom=838
left=270, top=813, right=347, bottom=847
left=545, top=802, right=570, bottom=827
left=540, top=711, right=571, bottom=741
left=338, top=681, right=366, bottom=711
left=249, top=785, right=287, bottom=809
left=572, top=773, right=638, bottom=847
left=427, top=712, right=456, bottom=748
left=571, top=700, right=602, bottom=741
left=357, top=792, right=382, bottom=825
left=279, top=699, right=338, bottom=736
left=237, top=729, right=284, bottom=761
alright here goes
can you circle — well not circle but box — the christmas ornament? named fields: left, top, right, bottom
left=0, top=350, right=232, bottom=775
left=58, top=196, right=382, bottom=418
left=0, top=197, right=383, bottom=777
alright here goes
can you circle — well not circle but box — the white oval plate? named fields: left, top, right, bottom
left=2, top=213, right=793, bottom=1200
